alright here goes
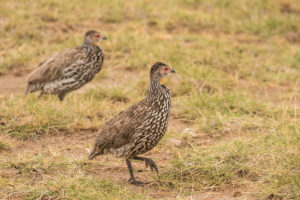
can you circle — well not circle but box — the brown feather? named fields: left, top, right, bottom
left=25, top=30, right=105, bottom=100
left=89, top=62, right=172, bottom=159
left=27, top=48, right=84, bottom=84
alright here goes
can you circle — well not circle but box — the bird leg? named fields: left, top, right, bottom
left=38, top=91, right=44, bottom=99
left=126, top=159, right=144, bottom=186
left=58, top=93, right=66, bottom=101
left=133, top=156, right=159, bottom=176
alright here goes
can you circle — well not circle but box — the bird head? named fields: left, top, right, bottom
left=150, top=62, right=176, bottom=84
left=84, top=30, right=107, bottom=45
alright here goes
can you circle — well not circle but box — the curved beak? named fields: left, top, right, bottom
left=170, top=68, right=176, bottom=73
left=102, top=35, right=108, bottom=40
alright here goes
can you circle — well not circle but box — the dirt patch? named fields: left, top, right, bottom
left=81, top=65, right=143, bottom=92
left=237, top=78, right=300, bottom=107
left=0, top=74, right=26, bottom=96
left=254, top=83, right=300, bottom=107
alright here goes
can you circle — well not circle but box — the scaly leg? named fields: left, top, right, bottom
left=126, top=159, right=144, bottom=186
left=38, top=91, right=44, bottom=99
left=58, top=93, right=66, bottom=101
left=133, top=156, right=158, bottom=176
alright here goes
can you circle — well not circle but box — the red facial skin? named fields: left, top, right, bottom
left=94, top=34, right=101, bottom=39
left=161, top=66, right=171, bottom=76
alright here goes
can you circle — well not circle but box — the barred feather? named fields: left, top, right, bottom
left=25, top=30, right=105, bottom=100
left=89, top=62, right=173, bottom=160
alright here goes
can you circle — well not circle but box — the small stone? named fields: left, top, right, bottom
left=285, top=31, right=300, bottom=43
left=233, top=190, right=242, bottom=197
left=168, top=138, right=182, bottom=147
left=182, top=128, right=195, bottom=137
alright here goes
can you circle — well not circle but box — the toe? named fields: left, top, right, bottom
left=129, top=178, right=145, bottom=186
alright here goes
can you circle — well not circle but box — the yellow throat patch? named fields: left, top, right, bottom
left=160, top=78, right=164, bottom=85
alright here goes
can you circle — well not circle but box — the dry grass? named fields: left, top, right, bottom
left=0, top=0, right=300, bottom=199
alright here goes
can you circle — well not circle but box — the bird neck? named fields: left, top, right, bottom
left=149, top=76, right=163, bottom=95
left=81, top=42, right=100, bottom=52
left=81, top=42, right=92, bottom=48
left=82, top=39, right=98, bottom=47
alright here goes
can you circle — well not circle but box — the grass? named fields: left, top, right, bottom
left=0, top=0, right=300, bottom=199
left=0, top=153, right=147, bottom=199
left=0, top=141, right=10, bottom=152
left=161, top=118, right=299, bottom=198
left=0, top=87, right=133, bottom=139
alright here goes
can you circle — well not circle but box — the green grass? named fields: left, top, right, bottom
left=0, top=141, right=10, bottom=152
left=0, top=0, right=299, bottom=199
left=160, top=118, right=299, bottom=198
left=0, top=87, right=133, bottom=139
left=0, top=153, right=148, bottom=199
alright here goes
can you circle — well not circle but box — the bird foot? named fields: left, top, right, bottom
left=144, top=158, right=159, bottom=176
left=129, top=178, right=146, bottom=186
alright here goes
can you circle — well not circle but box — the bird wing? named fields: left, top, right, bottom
left=27, top=47, right=85, bottom=84
left=97, top=101, right=150, bottom=148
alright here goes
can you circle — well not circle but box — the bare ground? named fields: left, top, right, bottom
left=0, top=75, right=26, bottom=96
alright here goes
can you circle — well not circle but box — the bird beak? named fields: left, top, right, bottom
left=102, top=35, right=108, bottom=40
left=170, top=69, right=176, bottom=73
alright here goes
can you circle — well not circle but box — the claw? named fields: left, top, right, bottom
left=133, top=156, right=159, bottom=177
left=150, top=166, right=154, bottom=171
left=145, top=161, right=148, bottom=168
left=129, top=178, right=145, bottom=186
left=144, top=158, right=158, bottom=176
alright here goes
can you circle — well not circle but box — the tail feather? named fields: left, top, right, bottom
left=88, top=153, right=95, bottom=160
left=88, top=144, right=98, bottom=160
left=25, top=83, right=43, bottom=95
left=25, top=85, right=31, bottom=95
left=89, top=143, right=104, bottom=160
left=89, top=148, right=97, bottom=160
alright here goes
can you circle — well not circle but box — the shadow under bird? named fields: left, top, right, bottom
left=25, top=30, right=107, bottom=101
left=89, top=62, right=176, bottom=185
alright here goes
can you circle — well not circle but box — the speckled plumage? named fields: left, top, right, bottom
left=25, top=30, right=106, bottom=101
left=89, top=62, right=176, bottom=185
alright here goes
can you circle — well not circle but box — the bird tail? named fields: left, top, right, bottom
left=25, top=83, right=43, bottom=95
left=88, top=143, right=104, bottom=160
left=25, top=85, right=31, bottom=95
left=88, top=145, right=98, bottom=160
left=88, top=152, right=96, bottom=160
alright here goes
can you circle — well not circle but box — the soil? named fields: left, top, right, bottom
left=0, top=74, right=26, bottom=96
